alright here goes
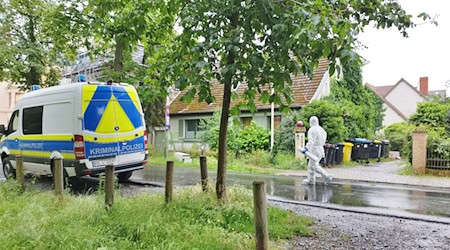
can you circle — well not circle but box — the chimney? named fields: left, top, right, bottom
left=419, top=77, right=428, bottom=94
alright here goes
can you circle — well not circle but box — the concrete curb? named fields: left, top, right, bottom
left=269, top=196, right=450, bottom=226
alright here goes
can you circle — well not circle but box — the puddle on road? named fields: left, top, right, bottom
left=136, top=166, right=450, bottom=218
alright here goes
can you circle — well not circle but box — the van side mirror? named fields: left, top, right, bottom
left=0, top=125, right=5, bottom=135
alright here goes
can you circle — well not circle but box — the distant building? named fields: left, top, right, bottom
left=168, top=59, right=331, bottom=150
left=62, top=46, right=145, bottom=82
left=366, top=76, right=447, bottom=128
left=0, top=82, right=24, bottom=125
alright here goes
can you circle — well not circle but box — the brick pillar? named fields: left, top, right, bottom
left=294, top=127, right=306, bottom=159
left=412, top=130, right=428, bottom=175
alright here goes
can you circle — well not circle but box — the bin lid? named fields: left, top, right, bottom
left=373, top=140, right=382, bottom=143
left=354, top=138, right=372, bottom=143
left=343, top=142, right=354, bottom=147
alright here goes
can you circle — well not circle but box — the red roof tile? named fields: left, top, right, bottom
left=170, top=59, right=329, bottom=115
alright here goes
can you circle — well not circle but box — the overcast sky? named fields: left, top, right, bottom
left=357, top=0, right=449, bottom=94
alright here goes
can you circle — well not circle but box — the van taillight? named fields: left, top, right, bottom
left=74, top=135, right=85, bottom=159
left=144, top=131, right=148, bottom=152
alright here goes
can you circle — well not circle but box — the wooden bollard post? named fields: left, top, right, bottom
left=200, top=156, right=208, bottom=192
left=54, top=158, right=64, bottom=199
left=15, top=155, right=25, bottom=192
left=253, top=181, right=269, bottom=250
left=105, top=165, right=115, bottom=211
left=165, top=161, right=174, bottom=203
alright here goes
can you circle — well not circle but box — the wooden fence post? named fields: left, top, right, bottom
left=165, top=161, right=174, bottom=203
left=15, top=155, right=25, bottom=192
left=54, top=158, right=64, bottom=200
left=253, top=181, right=269, bottom=250
left=200, top=156, right=208, bottom=192
left=105, top=165, right=115, bottom=211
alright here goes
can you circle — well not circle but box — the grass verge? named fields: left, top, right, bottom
left=148, top=150, right=307, bottom=174
left=0, top=181, right=313, bottom=249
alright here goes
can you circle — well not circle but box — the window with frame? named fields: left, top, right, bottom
left=268, top=115, right=282, bottom=128
left=241, top=117, right=252, bottom=127
left=23, top=106, right=43, bottom=135
left=185, top=119, right=203, bottom=139
left=6, top=110, right=19, bottom=135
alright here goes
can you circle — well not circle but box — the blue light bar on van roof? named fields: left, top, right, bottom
left=77, top=75, right=87, bottom=82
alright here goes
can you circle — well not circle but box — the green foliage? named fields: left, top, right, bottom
left=0, top=183, right=312, bottom=248
left=273, top=112, right=297, bottom=153
left=298, top=100, right=346, bottom=143
left=0, top=0, right=62, bottom=89
left=409, top=102, right=450, bottom=137
left=384, top=122, right=415, bottom=152
left=154, top=0, right=425, bottom=111
left=200, top=113, right=269, bottom=155
left=236, top=122, right=270, bottom=153
left=326, top=61, right=384, bottom=139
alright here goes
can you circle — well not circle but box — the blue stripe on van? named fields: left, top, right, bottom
left=3, top=139, right=73, bottom=152
left=43, top=140, right=74, bottom=151
left=85, top=136, right=145, bottom=159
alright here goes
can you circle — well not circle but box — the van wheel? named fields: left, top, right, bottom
left=2, top=157, right=16, bottom=179
left=117, top=171, right=132, bottom=183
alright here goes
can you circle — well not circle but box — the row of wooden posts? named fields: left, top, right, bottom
left=14, top=155, right=269, bottom=250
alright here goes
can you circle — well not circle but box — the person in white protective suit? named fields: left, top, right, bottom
left=302, top=116, right=332, bottom=185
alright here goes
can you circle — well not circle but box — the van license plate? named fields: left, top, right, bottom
left=92, top=158, right=115, bottom=167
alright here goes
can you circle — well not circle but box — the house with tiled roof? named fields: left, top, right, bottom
left=168, top=59, right=331, bottom=150
left=366, top=77, right=444, bottom=128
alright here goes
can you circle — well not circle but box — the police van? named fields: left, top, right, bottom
left=0, top=82, right=148, bottom=183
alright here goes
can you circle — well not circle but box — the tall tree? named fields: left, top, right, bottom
left=0, top=0, right=61, bottom=89
left=154, top=0, right=430, bottom=200
left=46, top=0, right=177, bottom=128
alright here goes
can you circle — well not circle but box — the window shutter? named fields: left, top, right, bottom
left=178, top=120, right=184, bottom=138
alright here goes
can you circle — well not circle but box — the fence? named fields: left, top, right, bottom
left=426, top=143, right=450, bottom=170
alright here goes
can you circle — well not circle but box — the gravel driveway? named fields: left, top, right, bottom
left=272, top=201, right=450, bottom=250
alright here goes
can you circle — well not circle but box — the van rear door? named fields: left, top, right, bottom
left=112, top=85, right=146, bottom=165
left=81, top=85, right=145, bottom=167
left=82, top=85, right=120, bottom=165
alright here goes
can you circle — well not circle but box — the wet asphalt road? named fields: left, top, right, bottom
left=132, top=166, right=450, bottom=219
left=2, top=165, right=450, bottom=219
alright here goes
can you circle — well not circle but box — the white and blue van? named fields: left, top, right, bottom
left=0, top=82, right=148, bottom=183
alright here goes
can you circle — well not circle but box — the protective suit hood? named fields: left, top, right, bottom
left=309, top=116, right=319, bottom=127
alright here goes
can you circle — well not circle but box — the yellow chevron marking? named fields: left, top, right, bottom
left=82, top=85, right=98, bottom=114
left=95, top=98, right=117, bottom=134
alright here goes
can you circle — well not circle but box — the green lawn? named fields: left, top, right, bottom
left=147, top=150, right=307, bottom=174
left=0, top=180, right=314, bottom=249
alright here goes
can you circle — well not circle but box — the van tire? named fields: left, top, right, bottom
left=117, top=171, right=132, bottom=183
left=2, top=157, right=16, bottom=179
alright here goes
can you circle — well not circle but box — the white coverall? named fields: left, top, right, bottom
left=303, top=116, right=332, bottom=185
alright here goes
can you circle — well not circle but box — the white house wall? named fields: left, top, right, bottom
left=383, top=104, right=405, bottom=128
left=384, top=81, right=425, bottom=118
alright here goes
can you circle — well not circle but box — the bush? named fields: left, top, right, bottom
left=384, top=122, right=415, bottom=152
left=200, top=113, right=269, bottom=155
left=297, top=100, right=346, bottom=143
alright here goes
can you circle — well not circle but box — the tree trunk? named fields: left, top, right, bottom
left=216, top=8, right=239, bottom=201
left=113, top=37, right=125, bottom=73
left=216, top=76, right=232, bottom=200
left=26, top=16, right=40, bottom=87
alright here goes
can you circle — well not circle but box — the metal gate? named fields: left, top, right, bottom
left=426, top=142, right=450, bottom=170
